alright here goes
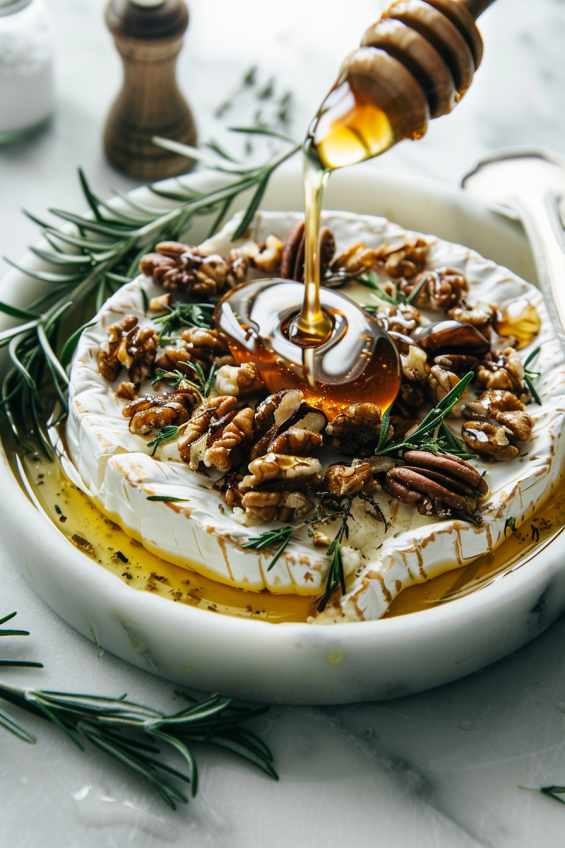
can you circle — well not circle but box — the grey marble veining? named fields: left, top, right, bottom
left=3, top=0, right=565, bottom=845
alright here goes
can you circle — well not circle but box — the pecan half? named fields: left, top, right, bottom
left=98, top=316, right=158, bottom=383
left=204, top=407, right=255, bottom=471
left=384, top=450, right=487, bottom=518
left=123, top=390, right=197, bottom=435
left=400, top=268, right=468, bottom=310
left=280, top=222, right=335, bottom=282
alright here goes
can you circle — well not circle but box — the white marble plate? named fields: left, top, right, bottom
left=2, top=162, right=565, bottom=704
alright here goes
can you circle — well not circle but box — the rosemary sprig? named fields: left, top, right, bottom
left=0, top=680, right=277, bottom=808
left=242, top=525, right=298, bottom=570
left=0, top=612, right=43, bottom=669
left=375, top=372, right=474, bottom=457
left=523, top=346, right=542, bottom=406
left=152, top=362, right=217, bottom=397
left=0, top=129, right=299, bottom=458
left=316, top=499, right=352, bottom=613
left=152, top=302, right=215, bottom=338
left=359, top=270, right=428, bottom=307
left=147, top=425, right=183, bottom=456
left=519, top=785, right=565, bottom=806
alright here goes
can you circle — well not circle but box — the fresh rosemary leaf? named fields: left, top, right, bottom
left=146, top=495, right=189, bottom=502
left=153, top=302, right=214, bottom=336
left=316, top=503, right=351, bottom=613
left=3, top=258, right=84, bottom=285
left=358, top=270, right=399, bottom=305
left=523, top=347, right=542, bottom=406
left=405, top=272, right=429, bottom=305
left=376, top=405, right=392, bottom=453
left=376, top=372, right=474, bottom=456
left=29, top=246, right=94, bottom=267
left=228, top=125, right=296, bottom=143
left=232, top=173, right=270, bottom=241
left=78, top=167, right=105, bottom=223
left=524, top=345, right=541, bottom=368
left=0, top=301, right=39, bottom=321
left=243, top=525, right=296, bottom=570
left=0, top=678, right=277, bottom=808
left=152, top=137, right=251, bottom=175
left=147, top=425, right=182, bottom=456
left=59, top=320, right=97, bottom=368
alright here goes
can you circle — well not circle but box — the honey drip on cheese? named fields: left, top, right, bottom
left=493, top=298, right=542, bottom=350
left=11, top=443, right=565, bottom=624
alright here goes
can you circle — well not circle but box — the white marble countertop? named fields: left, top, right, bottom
left=3, top=0, right=565, bottom=845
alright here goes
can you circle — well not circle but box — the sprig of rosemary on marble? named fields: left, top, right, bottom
left=0, top=678, right=276, bottom=809
left=0, top=129, right=300, bottom=458
left=375, top=372, right=475, bottom=458
left=0, top=612, right=43, bottom=670
left=519, top=785, right=565, bottom=806
left=523, top=346, right=542, bottom=406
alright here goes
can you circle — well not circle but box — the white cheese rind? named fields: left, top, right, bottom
left=66, top=210, right=565, bottom=619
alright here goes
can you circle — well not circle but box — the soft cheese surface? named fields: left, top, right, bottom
left=66, top=211, right=565, bottom=621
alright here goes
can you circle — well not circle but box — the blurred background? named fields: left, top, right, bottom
left=1, top=0, right=563, bottom=272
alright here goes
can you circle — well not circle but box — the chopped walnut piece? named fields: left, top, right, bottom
left=475, top=347, right=524, bottom=393
left=375, top=237, right=429, bottom=278
left=154, top=344, right=197, bottom=377
left=148, top=293, right=171, bottom=314
left=123, top=391, right=197, bottom=435
left=139, top=241, right=241, bottom=297
left=400, top=268, right=468, bottom=310
left=494, top=409, right=533, bottom=442
left=447, top=301, right=493, bottom=332
left=325, top=402, right=382, bottom=455
left=253, top=390, right=305, bottom=439
left=428, top=366, right=467, bottom=416
left=241, top=490, right=314, bottom=522
left=325, top=461, right=373, bottom=496
left=401, top=345, right=429, bottom=382
left=240, top=453, right=322, bottom=492
left=215, top=362, right=264, bottom=397
left=234, top=235, right=284, bottom=274
left=373, top=303, right=421, bottom=335
left=433, top=354, right=479, bottom=373
left=461, top=420, right=519, bottom=461
left=465, top=388, right=526, bottom=419
left=204, top=407, right=255, bottom=471
left=97, top=315, right=158, bottom=383
left=178, top=396, right=241, bottom=470
left=116, top=381, right=139, bottom=400
left=268, top=428, right=323, bottom=456
left=181, top=326, right=231, bottom=365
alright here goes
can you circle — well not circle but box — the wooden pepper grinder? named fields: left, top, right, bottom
left=104, top=0, right=197, bottom=180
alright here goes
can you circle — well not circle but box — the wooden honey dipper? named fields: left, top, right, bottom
left=310, top=0, right=496, bottom=168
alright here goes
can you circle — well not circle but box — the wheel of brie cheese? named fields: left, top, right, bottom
left=66, top=209, right=565, bottom=623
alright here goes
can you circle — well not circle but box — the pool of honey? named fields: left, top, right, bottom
left=11, top=445, right=565, bottom=624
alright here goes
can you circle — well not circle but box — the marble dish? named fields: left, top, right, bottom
left=2, top=162, right=565, bottom=705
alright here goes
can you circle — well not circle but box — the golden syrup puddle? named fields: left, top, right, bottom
left=10, top=442, right=565, bottom=624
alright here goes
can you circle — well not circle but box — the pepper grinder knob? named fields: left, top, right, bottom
left=104, top=0, right=197, bottom=180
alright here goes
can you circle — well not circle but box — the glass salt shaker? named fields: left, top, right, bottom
left=0, top=0, right=55, bottom=144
